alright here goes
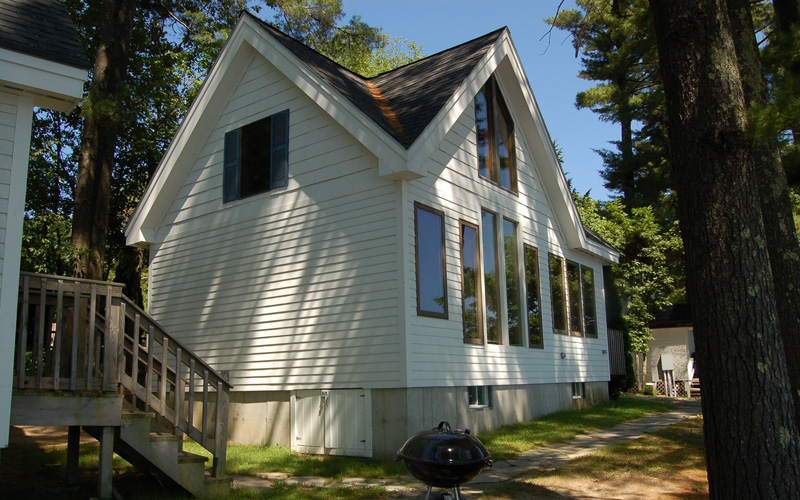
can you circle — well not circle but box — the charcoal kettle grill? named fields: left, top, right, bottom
left=396, top=421, right=492, bottom=500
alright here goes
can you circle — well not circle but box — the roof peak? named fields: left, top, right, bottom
left=245, top=13, right=505, bottom=148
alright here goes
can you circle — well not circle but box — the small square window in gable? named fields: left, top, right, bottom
left=223, top=109, right=290, bottom=202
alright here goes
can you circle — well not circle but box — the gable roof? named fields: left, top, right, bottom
left=126, top=13, right=618, bottom=264
left=0, top=0, right=90, bottom=70
left=251, top=14, right=502, bottom=149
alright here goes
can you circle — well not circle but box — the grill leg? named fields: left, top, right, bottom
left=453, top=486, right=463, bottom=500
left=424, top=485, right=433, bottom=500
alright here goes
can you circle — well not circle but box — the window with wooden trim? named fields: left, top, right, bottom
left=549, top=254, right=568, bottom=334
left=549, top=255, right=597, bottom=337
left=582, top=267, right=598, bottom=338
left=475, top=76, right=517, bottom=192
left=524, top=245, right=543, bottom=348
left=461, top=221, right=483, bottom=343
left=481, top=210, right=501, bottom=343
left=567, top=260, right=583, bottom=336
left=223, top=109, right=290, bottom=202
left=503, top=219, right=523, bottom=346
left=415, top=203, right=448, bottom=318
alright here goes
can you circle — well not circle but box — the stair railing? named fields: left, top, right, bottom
left=119, top=296, right=231, bottom=478
left=14, top=272, right=124, bottom=393
left=14, top=272, right=232, bottom=478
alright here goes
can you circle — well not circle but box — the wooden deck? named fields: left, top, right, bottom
left=9, top=272, right=232, bottom=498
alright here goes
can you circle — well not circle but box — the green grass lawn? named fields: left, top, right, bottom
left=478, top=396, right=677, bottom=460
left=1, top=396, right=679, bottom=500
left=480, top=416, right=707, bottom=499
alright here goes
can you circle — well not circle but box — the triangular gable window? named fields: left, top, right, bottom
left=475, top=76, right=517, bottom=193
left=224, top=109, right=290, bottom=202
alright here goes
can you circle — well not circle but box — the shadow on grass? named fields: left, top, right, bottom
left=480, top=481, right=576, bottom=499
left=478, top=397, right=678, bottom=461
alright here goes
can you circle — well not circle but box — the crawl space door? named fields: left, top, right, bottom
left=291, top=389, right=372, bottom=457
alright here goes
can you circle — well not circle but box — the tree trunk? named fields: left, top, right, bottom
left=649, top=0, right=800, bottom=498
left=726, top=0, right=800, bottom=427
left=772, top=0, right=800, bottom=144
left=71, top=0, right=135, bottom=280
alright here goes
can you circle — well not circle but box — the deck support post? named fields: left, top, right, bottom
left=67, top=425, right=81, bottom=484
left=97, top=426, right=114, bottom=499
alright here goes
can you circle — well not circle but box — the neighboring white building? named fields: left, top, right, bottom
left=648, top=303, right=694, bottom=385
left=126, top=14, right=619, bottom=458
left=0, top=0, right=88, bottom=452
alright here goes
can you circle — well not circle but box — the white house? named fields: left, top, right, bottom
left=0, top=0, right=88, bottom=453
left=126, top=13, right=619, bottom=458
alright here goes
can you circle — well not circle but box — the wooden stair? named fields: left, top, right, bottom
left=85, top=410, right=230, bottom=498
left=11, top=273, right=233, bottom=499
left=690, top=378, right=701, bottom=398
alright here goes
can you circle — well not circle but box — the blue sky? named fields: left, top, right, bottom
left=342, top=0, right=617, bottom=200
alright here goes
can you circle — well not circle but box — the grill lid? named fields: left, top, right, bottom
left=397, top=421, right=491, bottom=465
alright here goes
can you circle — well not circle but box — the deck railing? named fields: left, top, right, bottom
left=14, top=272, right=232, bottom=477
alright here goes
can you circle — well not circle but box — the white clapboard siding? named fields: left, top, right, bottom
left=148, top=53, right=402, bottom=391
left=0, top=92, right=20, bottom=288
left=404, top=100, right=610, bottom=388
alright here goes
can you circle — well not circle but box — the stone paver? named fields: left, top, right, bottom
left=229, top=399, right=701, bottom=498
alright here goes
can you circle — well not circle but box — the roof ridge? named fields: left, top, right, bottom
left=246, top=11, right=506, bottom=148
left=367, top=26, right=507, bottom=80
left=245, top=12, right=369, bottom=81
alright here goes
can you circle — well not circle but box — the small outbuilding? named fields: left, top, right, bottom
left=647, top=303, right=695, bottom=396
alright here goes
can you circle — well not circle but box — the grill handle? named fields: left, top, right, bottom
left=437, top=421, right=452, bottom=432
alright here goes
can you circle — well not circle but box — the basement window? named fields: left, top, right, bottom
left=468, top=386, right=492, bottom=409
left=572, top=382, right=586, bottom=399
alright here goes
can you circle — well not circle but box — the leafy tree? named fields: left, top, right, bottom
left=574, top=194, right=682, bottom=387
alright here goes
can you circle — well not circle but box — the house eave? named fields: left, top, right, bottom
left=0, top=47, right=86, bottom=113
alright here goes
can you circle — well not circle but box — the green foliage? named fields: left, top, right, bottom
left=270, top=0, right=422, bottom=77
left=575, top=195, right=683, bottom=352
left=549, top=0, right=672, bottom=212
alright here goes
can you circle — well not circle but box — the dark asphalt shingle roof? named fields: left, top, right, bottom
left=250, top=13, right=503, bottom=149
left=0, top=0, right=89, bottom=70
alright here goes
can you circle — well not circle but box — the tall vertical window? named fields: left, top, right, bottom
left=549, top=254, right=567, bottom=333
left=503, top=219, right=522, bottom=346
left=475, top=76, right=517, bottom=192
left=415, top=203, right=447, bottom=318
left=567, top=261, right=583, bottom=336
left=461, top=221, right=482, bottom=344
left=582, top=267, right=597, bottom=338
left=525, top=245, right=543, bottom=348
left=549, top=255, right=597, bottom=337
left=481, top=210, right=500, bottom=343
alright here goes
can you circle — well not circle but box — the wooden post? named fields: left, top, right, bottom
left=86, top=285, right=97, bottom=390
left=202, top=369, right=209, bottom=448
left=212, top=373, right=230, bottom=478
left=67, top=426, right=81, bottom=484
left=104, top=294, right=121, bottom=392
left=175, top=346, right=183, bottom=435
left=16, top=275, right=29, bottom=389
left=53, top=280, right=64, bottom=390
left=97, top=426, right=114, bottom=500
